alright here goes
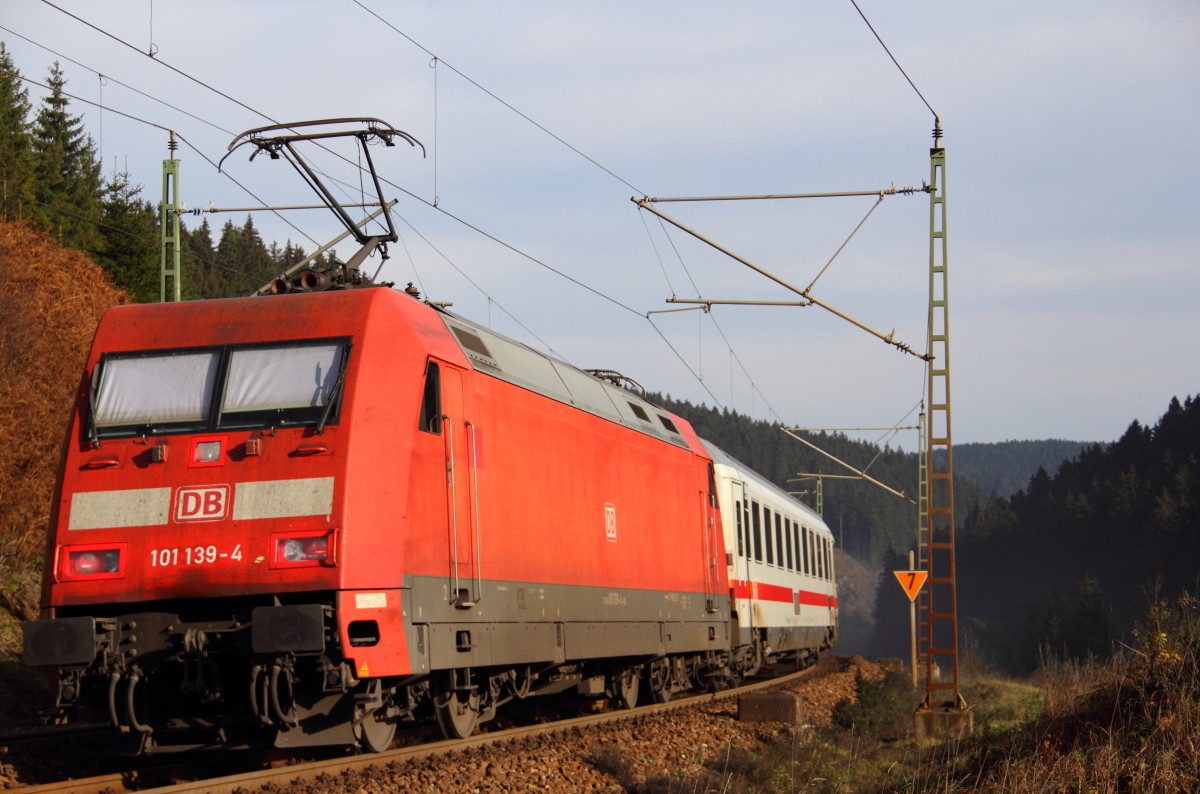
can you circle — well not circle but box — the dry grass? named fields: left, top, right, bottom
left=655, top=591, right=1200, bottom=793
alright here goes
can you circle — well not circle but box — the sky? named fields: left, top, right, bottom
left=4, top=1, right=1198, bottom=446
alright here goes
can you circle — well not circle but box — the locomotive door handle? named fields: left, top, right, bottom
left=291, top=442, right=331, bottom=456
left=465, top=421, right=482, bottom=607
left=443, top=415, right=462, bottom=605
left=445, top=416, right=480, bottom=609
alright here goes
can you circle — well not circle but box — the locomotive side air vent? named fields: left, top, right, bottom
left=449, top=326, right=498, bottom=368
left=658, top=415, right=680, bottom=435
left=627, top=403, right=651, bottom=423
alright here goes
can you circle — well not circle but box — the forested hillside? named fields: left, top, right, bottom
left=951, top=396, right=1199, bottom=672
left=652, top=395, right=987, bottom=570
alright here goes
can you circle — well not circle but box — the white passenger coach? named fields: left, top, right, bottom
left=705, top=441, right=839, bottom=673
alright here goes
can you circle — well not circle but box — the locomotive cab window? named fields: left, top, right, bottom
left=218, top=341, right=348, bottom=429
left=88, top=338, right=350, bottom=441
left=418, top=361, right=442, bottom=434
left=92, top=350, right=220, bottom=435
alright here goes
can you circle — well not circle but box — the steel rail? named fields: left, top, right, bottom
left=15, top=664, right=822, bottom=794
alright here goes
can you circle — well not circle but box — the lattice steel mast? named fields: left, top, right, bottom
left=918, top=120, right=967, bottom=714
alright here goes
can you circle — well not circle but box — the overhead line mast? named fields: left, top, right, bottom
left=916, top=120, right=971, bottom=736
left=160, top=132, right=181, bottom=302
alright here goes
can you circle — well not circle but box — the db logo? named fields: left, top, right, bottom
left=604, top=502, right=617, bottom=542
left=175, top=485, right=231, bottom=522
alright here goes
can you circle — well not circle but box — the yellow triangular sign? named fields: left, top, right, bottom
left=893, top=569, right=928, bottom=602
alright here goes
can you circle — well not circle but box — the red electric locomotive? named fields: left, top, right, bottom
left=23, top=282, right=740, bottom=752
left=23, top=119, right=835, bottom=753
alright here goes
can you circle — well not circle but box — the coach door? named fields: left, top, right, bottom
left=439, top=362, right=480, bottom=609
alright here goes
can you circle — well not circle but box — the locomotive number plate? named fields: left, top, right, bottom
left=150, top=544, right=244, bottom=567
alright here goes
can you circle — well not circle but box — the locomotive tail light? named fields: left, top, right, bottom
left=59, top=543, right=126, bottom=581
left=272, top=530, right=336, bottom=568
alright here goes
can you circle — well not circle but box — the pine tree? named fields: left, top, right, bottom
left=96, top=170, right=158, bottom=302
left=0, top=43, right=36, bottom=222
left=31, top=62, right=102, bottom=253
left=215, top=218, right=245, bottom=295
left=237, top=215, right=272, bottom=288
left=181, top=218, right=219, bottom=300
left=1068, top=576, right=1114, bottom=660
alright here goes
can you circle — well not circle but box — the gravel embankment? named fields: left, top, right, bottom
left=0, top=655, right=883, bottom=792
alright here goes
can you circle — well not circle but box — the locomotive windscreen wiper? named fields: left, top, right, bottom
left=317, top=345, right=351, bottom=435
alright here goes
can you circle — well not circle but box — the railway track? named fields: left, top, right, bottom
left=11, top=661, right=827, bottom=793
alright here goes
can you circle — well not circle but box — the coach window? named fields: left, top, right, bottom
left=418, top=361, right=442, bottom=433
left=763, top=507, right=774, bottom=565
left=744, top=503, right=752, bottom=559
left=735, top=500, right=744, bottom=557
left=777, top=513, right=787, bottom=568
left=790, top=521, right=798, bottom=571
left=785, top=517, right=794, bottom=571
left=751, top=501, right=763, bottom=562
left=801, top=526, right=809, bottom=575
left=818, top=537, right=826, bottom=580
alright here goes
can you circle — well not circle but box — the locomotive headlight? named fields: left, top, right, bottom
left=281, top=539, right=306, bottom=562
left=273, top=531, right=334, bottom=567
left=187, top=436, right=227, bottom=468
left=60, top=544, right=125, bottom=581
left=194, top=441, right=222, bottom=462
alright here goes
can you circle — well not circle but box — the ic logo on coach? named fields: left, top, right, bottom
left=174, top=485, right=231, bottom=522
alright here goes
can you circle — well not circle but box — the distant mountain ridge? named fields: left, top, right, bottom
left=937, top=439, right=1090, bottom=497
left=652, top=395, right=1091, bottom=567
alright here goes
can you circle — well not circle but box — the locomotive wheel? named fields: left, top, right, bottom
left=432, top=674, right=481, bottom=739
left=355, top=706, right=396, bottom=753
left=647, top=659, right=671, bottom=704
left=612, top=667, right=640, bottom=710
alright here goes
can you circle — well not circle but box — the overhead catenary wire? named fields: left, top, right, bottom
left=15, top=74, right=321, bottom=249
left=27, top=2, right=813, bottom=425
left=38, top=0, right=279, bottom=126
left=0, top=24, right=236, bottom=137
left=349, top=0, right=782, bottom=419
left=653, top=218, right=786, bottom=422
left=351, top=0, right=646, bottom=198
left=24, top=3, right=389, bottom=235
left=848, top=0, right=938, bottom=122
